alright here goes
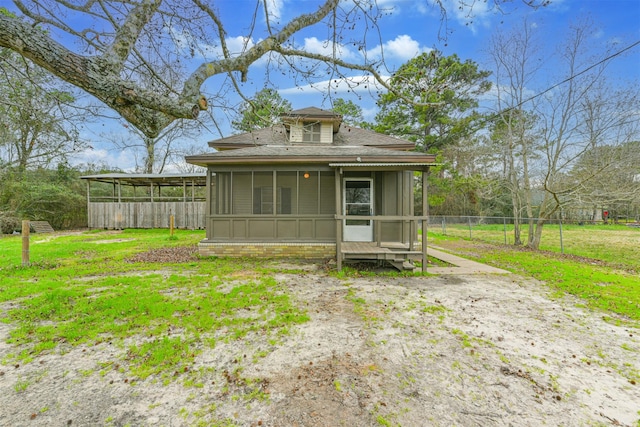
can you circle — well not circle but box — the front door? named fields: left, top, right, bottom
left=344, top=178, right=373, bottom=242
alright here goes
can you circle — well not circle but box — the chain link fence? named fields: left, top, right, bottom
left=424, top=215, right=640, bottom=265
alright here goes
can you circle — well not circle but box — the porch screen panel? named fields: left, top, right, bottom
left=232, top=172, right=252, bottom=214
left=319, top=171, right=336, bottom=214
left=253, top=172, right=274, bottom=214
left=215, top=172, right=231, bottom=214
left=276, top=172, right=296, bottom=214
left=298, top=171, right=318, bottom=214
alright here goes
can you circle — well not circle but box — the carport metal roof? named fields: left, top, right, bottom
left=80, top=173, right=207, bottom=187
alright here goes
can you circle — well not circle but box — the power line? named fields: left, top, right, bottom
left=473, top=39, right=640, bottom=135
left=514, top=40, right=639, bottom=110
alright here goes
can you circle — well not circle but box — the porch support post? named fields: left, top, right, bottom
left=422, top=169, right=428, bottom=272
left=335, top=167, right=342, bottom=270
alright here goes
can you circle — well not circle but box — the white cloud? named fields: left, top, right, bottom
left=302, top=37, right=358, bottom=61
left=436, top=0, right=494, bottom=34
left=367, top=35, right=431, bottom=62
left=70, top=147, right=139, bottom=171
left=266, top=0, right=284, bottom=21
left=481, top=84, right=537, bottom=107
left=169, top=26, right=256, bottom=60
left=224, top=36, right=256, bottom=56
left=279, top=74, right=390, bottom=96
left=367, top=0, right=427, bottom=14
left=361, top=106, right=378, bottom=122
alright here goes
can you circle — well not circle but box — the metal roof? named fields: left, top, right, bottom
left=80, top=172, right=207, bottom=186
left=329, top=163, right=438, bottom=167
left=330, top=163, right=439, bottom=170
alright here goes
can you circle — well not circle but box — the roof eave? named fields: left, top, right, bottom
left=185, top=154, right=436, bottom=167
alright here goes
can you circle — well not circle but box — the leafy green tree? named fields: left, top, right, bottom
left=374, top=51, right=491, bottom=153
left=0, top=47, right=86, bottom=173
left=0, top=165, right=88, bottom=230
left=331, top=98, right=365, bottom=127
left=232, top=89, right=292, bottom=132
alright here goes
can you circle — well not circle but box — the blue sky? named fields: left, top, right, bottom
left=14, top=0, right=636, bottom=171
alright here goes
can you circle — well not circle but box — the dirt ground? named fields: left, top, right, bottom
left=1, top=254, right=639, bottom=426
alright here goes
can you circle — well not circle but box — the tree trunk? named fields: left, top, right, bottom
left=529, top=217, right=546, bottom=249
left=144, top=136, right=155, bottom=174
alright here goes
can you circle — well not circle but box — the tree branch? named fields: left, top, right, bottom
left=182, top=0, right=339, bottom=98
left=101, top=0, right=162, bottom=74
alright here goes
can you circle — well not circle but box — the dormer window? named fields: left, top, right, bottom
left=303, top=122, right=322, bottom=142
left=280, top=107, right=343, bottom=144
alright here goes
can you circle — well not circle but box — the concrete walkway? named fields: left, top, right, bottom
left=425, top=246, right=510, bottom=275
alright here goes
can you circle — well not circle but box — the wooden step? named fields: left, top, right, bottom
left=30, top=221, right=55, bottom=233
left=388, top=260, right=416, bottom=272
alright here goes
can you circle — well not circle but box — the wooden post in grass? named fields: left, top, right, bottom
left=170, top=214, right=175, bottom=237
left=21, top=220, right=30, bottom=266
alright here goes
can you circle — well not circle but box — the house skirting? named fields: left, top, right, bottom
left=198, top=241, right=336, bottom=259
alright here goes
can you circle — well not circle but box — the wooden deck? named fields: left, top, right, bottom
left=341, top=241, right=423, bottom=261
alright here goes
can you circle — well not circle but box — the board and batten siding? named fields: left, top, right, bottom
left=87, top=202, right=205, bottom=229
left=320, top=122, right=333, bottom=143
left=289, top=122, right=333, bottom=143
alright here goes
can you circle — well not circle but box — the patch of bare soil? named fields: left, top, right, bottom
left=126, top=246, right=199, bottom=263
left=1, top=263, right=638, bottom=426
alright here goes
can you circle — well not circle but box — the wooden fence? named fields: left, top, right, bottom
left=87, top=201, right=206, bottom=229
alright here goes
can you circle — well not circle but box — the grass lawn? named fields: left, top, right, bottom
left=1, top=226, right=638, bottom=375
left=431, top=222, right=640, bottom=271
left=0, top=229, right=309, bottom=376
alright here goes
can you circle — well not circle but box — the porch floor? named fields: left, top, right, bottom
left=340, top=241, right=423, bottom=261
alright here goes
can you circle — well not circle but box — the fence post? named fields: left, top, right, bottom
left=468, top=216, right=472, bottom=239
left=559, top=219, right=564, bottom=254
left=22, top=220, right=30, bottom=267
left=503, top=217, right=507, bottom=245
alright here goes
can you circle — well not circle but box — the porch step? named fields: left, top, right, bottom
left=30, top=221, right=55, bottom=233
left=388, top=260, right=416, bottom=272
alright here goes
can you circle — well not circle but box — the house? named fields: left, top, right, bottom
left=185, top=107, right=436, bottom=271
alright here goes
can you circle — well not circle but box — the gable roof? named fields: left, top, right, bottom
left=187, top=106, right=434, bottom=168
left=208, top=123, right=415, bottom=151
left=281, top=106, right=341, bottom=119
left=80, top=173, right=206, bottom=186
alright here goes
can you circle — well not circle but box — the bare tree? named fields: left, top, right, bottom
left=485, top=18, right=544, bottom=244
left=557, top=83, right=640, bottom=222
left=528, top=18, right=640, bottom=247
left=106, top=117, right=203, bottom=173
left=0, top=1, right=548, bottom=141
left=486, top=16, right=640, bottom=248
left=484, top=16, right=640, bottom=247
